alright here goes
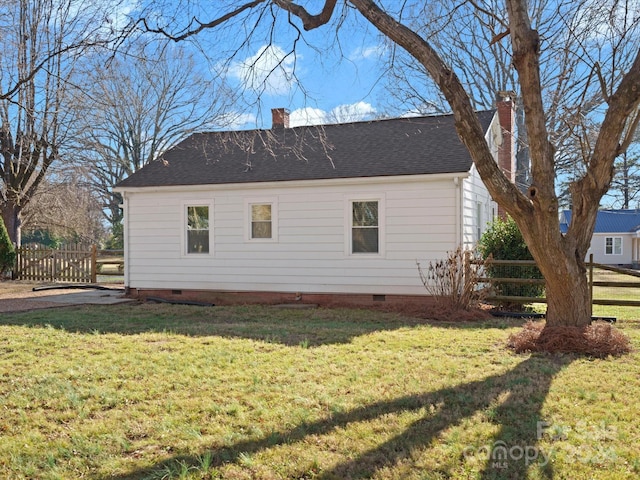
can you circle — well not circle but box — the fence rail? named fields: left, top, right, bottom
left=96, top=249, right=124, bottom=276
left=14, top=245, right=125, bottom=283
left=478, top=256, right=640, bottom=309
left=15, top=244, right=96, bottom=283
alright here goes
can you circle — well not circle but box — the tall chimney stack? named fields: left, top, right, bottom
left=496, top=91, right=515, bottom=182
left=496, top=91, right=516, bottom=219
left=271, top=108, right=290, bottom=129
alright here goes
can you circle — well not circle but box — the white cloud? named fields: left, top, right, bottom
left=577, top=0, right=640, bottom=39
left=228, top=45, right=297, bottom=96
left=216, top=111, right=257, bottom=130
left=289, top=107, right=328, bottom=127
left=330, top=101, right=376, bottom=123
left=289, top=102, right=377, bottom=127
left=349, top=44, right=385, bottom=61
left=68, top=0, right=138, bottom=34
left=104, top=0, right=139, bottom=31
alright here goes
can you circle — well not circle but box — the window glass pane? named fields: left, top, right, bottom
left=188, top=206, right=209, bottom=230
left=614, top=237, right=622, bottom=255
left=187, top=230, right=209, bottom=253
left=252, top=222, right=272, bottom=239
left=352, top=201, right=378, bottom=227
left=251, top=204, right=272, bottom=239
left=351, top=201, right=379, bottom=253
left=606, top=237, right=613, bottom=254
left=251, top=204, right=271, bottom=221
left=352, top=227, right=379, bottom=253
left=187, top=206, right=209, bottom=254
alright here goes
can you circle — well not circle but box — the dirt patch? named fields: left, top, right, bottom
left=0, top=281, right=71, bottom=312
left=0, top=281, right=128, bottom=313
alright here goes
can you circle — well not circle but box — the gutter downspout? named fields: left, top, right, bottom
left=121, top=192, right=130, bottom=293
left=454, top=176, right=463, bottom=248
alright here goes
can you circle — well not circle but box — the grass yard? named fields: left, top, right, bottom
left=1, top=303, right=639, bottom=479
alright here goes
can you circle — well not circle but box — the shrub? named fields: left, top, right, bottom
left=21, top=229, right=62, bottom=248
left=104, top=222, right=123, bottom=250
left=0, top=217, right=16, bottom=276
left=478, top=216, right=544, bottom=306
left=417, top=247, right=489, bottom=313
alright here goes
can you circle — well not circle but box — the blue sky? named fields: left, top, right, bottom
left=223, top=40, right=385, bottom=128
left=216, top=38, right=387, bottom=129
left=166, top=3, right=394, bottom=129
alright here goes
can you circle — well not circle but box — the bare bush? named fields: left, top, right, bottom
left=418, top=247, right=489, bottom=312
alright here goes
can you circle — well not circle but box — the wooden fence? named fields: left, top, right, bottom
left=13, top=245, right=125, bottom=283
left=479, top=255, right=640, bottom=310
left=14, top=244, right=97, bottom=283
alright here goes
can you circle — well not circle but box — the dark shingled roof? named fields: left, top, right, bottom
left=116, top=110, right=496, bottom=188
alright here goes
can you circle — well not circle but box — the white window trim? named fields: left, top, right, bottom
left=181, top=200, right=214, bottom=258
left=604, top=236, right=623, bottom=256
left=244, top=197, right=279, bottom=242
left=344, top=195, right=385, bottom=257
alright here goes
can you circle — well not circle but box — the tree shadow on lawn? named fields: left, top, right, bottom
left=0, top=303, right=528, bottom=347
left=102, top=354, right=571, bottom=480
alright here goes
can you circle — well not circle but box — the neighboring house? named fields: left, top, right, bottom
left=115, top=102, right=515, bottom=306
left=560, top=209, right=640, bottom=268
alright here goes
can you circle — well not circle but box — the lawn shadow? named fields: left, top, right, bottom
left=0, top=302, right=528, bottom=347
left=100, top=354, right=572, bottom=480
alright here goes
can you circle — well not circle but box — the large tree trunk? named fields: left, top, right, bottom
left=1, top=204, right=22, bottom=247
left=515, top=213, right=591, bottom=328
left=544, top=262, right=591, bottom=328
left=534, top=245, right=592, bottom=328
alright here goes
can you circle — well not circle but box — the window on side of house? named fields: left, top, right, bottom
left=351, top=200, right=379, bottom=254
left=250, top=203, right=272, bottom=239
left=186, top=205, right=210, bottom=254
left=245, top=199, right=278, bottom=241
left=476, top=201, right=483, bottom=241
left=605, top=236, right=622, bottom=255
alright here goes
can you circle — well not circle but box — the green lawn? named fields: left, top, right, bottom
left=1, top=303, right=639, bottom=479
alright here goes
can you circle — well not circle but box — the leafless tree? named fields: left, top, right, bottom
left=0, top=0, right=124, bottom=246
left=137, top=0, right=640, bottom=330
left=21, top=166, right=106, bottom=245
left=609, top=132, right=640, bottom=208
left=71, top=42, right=236, bottom=240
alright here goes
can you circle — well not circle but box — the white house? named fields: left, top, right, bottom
left=115, top=104, right=514, bottom=307
left=560, top=209, right=640, bottom=268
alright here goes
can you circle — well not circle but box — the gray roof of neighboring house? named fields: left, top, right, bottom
left=116, top=110, right=496, bottom=188
left=561, top=209, right=640, bottom=234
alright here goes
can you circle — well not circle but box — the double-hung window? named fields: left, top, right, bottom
left=605, top=237, right=622, bottom=255
left=251, top=204, right=272, bottom=239
left=245, top=199, right=278, bottom=242
left=349, top=199, right=383, bottom=255
left=186, top=205, right=210, bottom=254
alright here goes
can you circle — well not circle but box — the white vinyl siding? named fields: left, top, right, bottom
left=122, top=176, right=468, bottom=295
left=587, top=233, right=634, bottom=265
left=462, top=165, right=496, bottom=249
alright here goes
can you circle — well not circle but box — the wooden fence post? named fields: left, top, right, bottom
left=589, top=253, right=594, bottom=317
left=91, top=245, right=97, bottom=284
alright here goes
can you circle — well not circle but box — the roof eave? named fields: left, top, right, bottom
left=114, top=171, right=471, bottom=194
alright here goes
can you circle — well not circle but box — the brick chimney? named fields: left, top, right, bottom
left=496, top=91, right=515, bottom=182
left=271, top=108, right=290, bottom=129
left=496, top=91, right=516, bottom=219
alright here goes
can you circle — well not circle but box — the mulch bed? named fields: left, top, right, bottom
left=508, top=320, right=632, bottom=357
